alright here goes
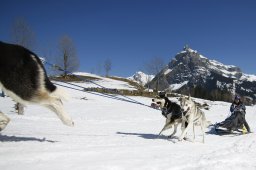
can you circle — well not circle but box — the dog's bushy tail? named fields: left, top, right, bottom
left=205, top=121, right=212, bottom=128
left=50, top=86, right=70, bottom=102
left=201, top=111, right=212, bottom=127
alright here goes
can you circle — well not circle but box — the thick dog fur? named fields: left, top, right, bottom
left=152, top=97, right=184, bottom=138
left=0, top=111, right=10, bottom=131
left=179, top=96, right=208, bottom=143
left=0, top=41, right=74, bottom=131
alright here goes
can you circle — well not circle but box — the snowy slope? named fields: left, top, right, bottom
left=73, top=72, right=137, bottom=90
left=0, top=82, right=256, bottom=170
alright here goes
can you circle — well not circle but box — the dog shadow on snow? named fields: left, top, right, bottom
left=116, top=132, right=171, bottom=140
left=0, top=134, right=58, bottom=143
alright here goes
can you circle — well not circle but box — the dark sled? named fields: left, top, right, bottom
left=211, top=111, right=248, bottom=135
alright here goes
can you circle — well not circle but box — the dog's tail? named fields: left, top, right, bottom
left=201, top=111, right=212, bottom=128
left=50, top=86, right=70, bottom=102
left=204, top=120, right=212, bottom=128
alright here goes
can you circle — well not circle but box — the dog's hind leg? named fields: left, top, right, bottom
left=158, top=124, right=170, bottom=136
left=192, top=123, right=195, bottom=142
left=44, top=98, right=74, bottom=127
left=41, top=91, right=74, bottom=127
left=158, top=127, right=165, bottom=136
left=0, top=111, right=10, bottom=131
left=158, top=120, right=172, bottom=136
left=179, top=115, right=194, bottom=141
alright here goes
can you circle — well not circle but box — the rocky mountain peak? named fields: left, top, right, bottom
left=147, top=46, right=256, bottom=104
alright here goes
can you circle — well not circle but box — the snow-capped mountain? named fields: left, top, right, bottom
left=128, top=71, right=155, bottom=85
left=148, top=46, right=256, bottom=103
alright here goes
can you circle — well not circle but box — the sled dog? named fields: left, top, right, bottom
left=152, top=97, right=185, bottom=138
left=179, top=96, right=208, bottom=143
left=0, top=41, right=74, bottom=131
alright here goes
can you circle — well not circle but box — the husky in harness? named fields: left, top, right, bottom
left=151, top=92, right=187, bottom=138
left=179, top=96, right=209, bottom=143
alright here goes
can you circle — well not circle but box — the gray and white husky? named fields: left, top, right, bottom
left=179, top=96, right=210, bottom=143
left=0, top=41, right=74, bottom=131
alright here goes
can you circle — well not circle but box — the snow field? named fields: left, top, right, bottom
left=0, top=85, right=256, bottom=170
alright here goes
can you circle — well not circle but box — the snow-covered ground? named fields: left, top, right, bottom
left=0, top=82, right=256, bottom=170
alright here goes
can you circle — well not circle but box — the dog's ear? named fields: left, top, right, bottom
left=187, top=95, right=191, bottom=100
left=180, top=95, right=185, bottom=99
left=155, top=95, right=160, bottom=99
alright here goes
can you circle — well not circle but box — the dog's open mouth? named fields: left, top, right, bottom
left=151, top=102, right=160, bottom=109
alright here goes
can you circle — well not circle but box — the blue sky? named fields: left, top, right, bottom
left=1, top=0, right=256, bottom=77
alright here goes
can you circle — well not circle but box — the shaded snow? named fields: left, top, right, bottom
left=209, top=60, right=236, bottom=70
left=164, top=69, right=172, bottom=75
left=208, top=60, right=239, bottom=78
left=169, top=81, right=189, bottom=91
left=240, top=74, right=256, bottom=82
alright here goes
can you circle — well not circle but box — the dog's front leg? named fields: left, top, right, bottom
left=179, top=123, right=191, bottom=141
left=180, top=119, right=185, bottom=139
left=179, top=116, right=193, bottom=141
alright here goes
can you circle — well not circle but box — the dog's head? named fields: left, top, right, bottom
left=151, top=98, right=165, bottom=109
left=179, top=96, right=193, bottom=113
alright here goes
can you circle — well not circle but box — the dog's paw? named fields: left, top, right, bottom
left=183, top=137, right=189, bottom=141
left=167, top=135, right=174, bottom=139
left=178, top=137, right=183, bottom=141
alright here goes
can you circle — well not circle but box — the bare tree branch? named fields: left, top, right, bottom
left=56, top=35, right=79, bottom=76
left=145, top=56, right=165, bottom=75
left=145, top=56, right=165, bottom=91
left=10, top=17, right=36, bottom=50
left=104, top=59, right=112, bottom=77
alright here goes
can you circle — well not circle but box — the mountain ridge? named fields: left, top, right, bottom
left=147, top=46, right=256, bottom=104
